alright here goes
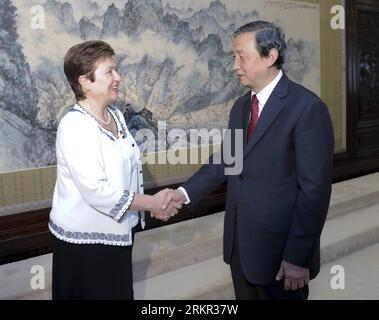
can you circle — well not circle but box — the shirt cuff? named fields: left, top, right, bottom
left=178, top=187, right=190, bottom=204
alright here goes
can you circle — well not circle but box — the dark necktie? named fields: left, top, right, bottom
left=247, top=94, right=259, bottom=142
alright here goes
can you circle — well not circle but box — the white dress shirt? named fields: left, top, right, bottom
left=252, top=70, right=283, bottom=117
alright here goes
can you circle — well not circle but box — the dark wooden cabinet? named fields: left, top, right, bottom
left=334, top=0, right=379, bottom=181
left=356, top=4, right=379, bottom=157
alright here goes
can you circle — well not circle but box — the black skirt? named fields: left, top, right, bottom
left=52, top=232, right=135, bottom=300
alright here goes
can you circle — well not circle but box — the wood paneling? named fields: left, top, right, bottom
left=333, top=0, right=379, bottom=181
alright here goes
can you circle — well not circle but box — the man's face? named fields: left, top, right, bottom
left=232, top=32, right=271, bottom=92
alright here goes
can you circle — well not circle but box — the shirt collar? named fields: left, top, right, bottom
left=251, top=70, right=283, bottom=107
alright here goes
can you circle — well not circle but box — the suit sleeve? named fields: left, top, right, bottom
left=283, top=99, right=334, bottom=267
left=181, top=148, right=227, bottom=208
left=181, top=101, right=242, bottom=207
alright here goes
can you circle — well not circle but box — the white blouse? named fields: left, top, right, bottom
left=49, top=104, right=145, bottom=246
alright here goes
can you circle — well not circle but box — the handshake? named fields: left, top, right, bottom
left=149, top=188, right=187, bottom=222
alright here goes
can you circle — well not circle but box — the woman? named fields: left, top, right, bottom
left=49, top=40, right=180, bottom=300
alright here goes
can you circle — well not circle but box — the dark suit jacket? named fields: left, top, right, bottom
left=182, top=74, right=334, bottom=285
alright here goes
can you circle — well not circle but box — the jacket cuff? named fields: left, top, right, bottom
left=109, top=190, right=135, bottom=222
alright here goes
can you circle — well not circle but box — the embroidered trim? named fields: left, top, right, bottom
left=108, top=106, right=128, bottom=139
left=49, top=219, right=130, bottom=245
left=109, top=189, right=135, bottom=222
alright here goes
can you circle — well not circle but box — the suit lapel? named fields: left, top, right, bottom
left=243, top=74, right=290, bottom=158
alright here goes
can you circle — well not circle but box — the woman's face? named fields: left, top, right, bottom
left=85, top=56, right=121, bottom=104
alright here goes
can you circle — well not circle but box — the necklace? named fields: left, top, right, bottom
left=79, top=103, right=111, bottom=126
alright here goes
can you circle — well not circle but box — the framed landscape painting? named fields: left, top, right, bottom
left=0, top=0, right=345, bottom=215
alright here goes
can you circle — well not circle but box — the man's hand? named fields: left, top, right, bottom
left=171, top=188, right=186, bottom=203
left=150, top=189, right=185, bottom=221
left=276, top=260, right=310, bottom=291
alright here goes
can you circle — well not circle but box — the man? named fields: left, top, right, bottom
left=155, top=21, right=334, bottom=300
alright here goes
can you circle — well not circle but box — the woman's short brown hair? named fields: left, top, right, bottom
left=64, top=40, right=115, bottom=101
